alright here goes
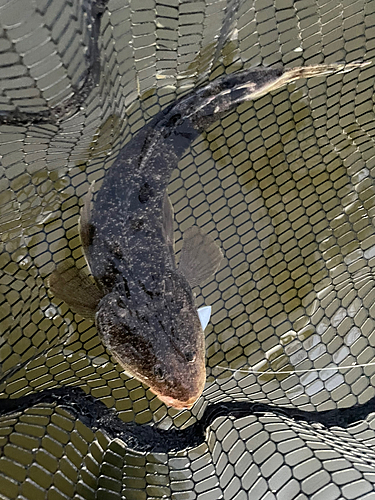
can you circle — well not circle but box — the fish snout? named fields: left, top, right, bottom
left=154, top=364, right=206, bottom=409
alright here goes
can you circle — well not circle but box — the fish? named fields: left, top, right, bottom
left=48, top=61, right=368, bottom=409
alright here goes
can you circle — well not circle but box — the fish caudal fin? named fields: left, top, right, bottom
left=183, top=61, right=370, bottom=131
left=47, top=262, right=102, bottom=321
left=178, top=226, right=223, bottom=288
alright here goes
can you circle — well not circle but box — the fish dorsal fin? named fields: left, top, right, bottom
left=178, top=226, right=223, bottom=288
left=79, top=181, right=95, bottom=269
left=162, top=192, right=175, bottom=263
left=47, top=261, right=103, bottom=321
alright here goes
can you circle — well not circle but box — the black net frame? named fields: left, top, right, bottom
left=0, top=0, right=375, bottom=499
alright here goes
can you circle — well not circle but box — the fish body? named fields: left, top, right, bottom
left=80, top=115, right=221, bottom=408
left=49, top=62, right=367, bottom=408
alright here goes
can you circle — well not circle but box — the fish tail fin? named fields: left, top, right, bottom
left=178, top=61, right=369, bottom=131
left=144, top=61, right=369, bottom=168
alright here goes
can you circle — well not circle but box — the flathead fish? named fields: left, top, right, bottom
left=48, top=62, right=367, bottom=409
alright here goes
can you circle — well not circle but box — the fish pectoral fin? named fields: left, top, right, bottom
left=178, top=226, right=223, bottom=288
left=162, top=192, right=175, bottom=261
left=79, top=181, right=95, bottom=268
left=47, top=261, right=103, bottom=321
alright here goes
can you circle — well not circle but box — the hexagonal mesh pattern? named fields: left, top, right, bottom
left=1, top=0, right=375, bottom=498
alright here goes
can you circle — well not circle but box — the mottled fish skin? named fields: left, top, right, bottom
left=49, top=62, right=368, bottom=409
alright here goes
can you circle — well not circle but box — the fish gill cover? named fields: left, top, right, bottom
left=0, top=1, right=375, bottom=499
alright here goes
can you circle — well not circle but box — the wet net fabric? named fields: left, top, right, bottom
left=1, top=0, right=375, bottom=498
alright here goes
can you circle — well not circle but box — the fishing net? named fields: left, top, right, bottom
left=1, top=0, right=375, bottom=498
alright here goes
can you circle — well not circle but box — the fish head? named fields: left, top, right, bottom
left=95, top=275, right=206, bottom=409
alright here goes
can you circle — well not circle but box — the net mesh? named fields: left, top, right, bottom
left=1, top=0, right=375, bottom=498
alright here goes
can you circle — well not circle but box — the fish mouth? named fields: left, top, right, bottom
left=157, top=393, right=199, bottom=409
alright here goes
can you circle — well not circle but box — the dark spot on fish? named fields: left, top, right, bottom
left=179, top=131, right=195, bottom=140
left=100, top=263, right=117, bottom=290
left=140, top=282, right=154, bottom=299
left=184, top=351, right=196, bottom=363
left=168, top=113, right=181, bottom=126
left=138, top=182, right=154, bottom=203
left=153, top=365, right=164, bottom=381
left=130, top=218, right=144, bottom=231
left=122, top=279, right=131, bottom=300
left=88, top=224, right=95, bottom=243
left=170, top=325, right=177, bottom=339
left=112, top=243, right=122, bottom=259
left=163, top=113, right=181, bottom=138
left=114, top=279, right=131, bottom=301
left=116, top=296, right=127, bottom=309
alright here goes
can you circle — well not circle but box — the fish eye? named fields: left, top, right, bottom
left=153, top=365, right=165, bottom=381
left=184, top=351, right=196, bottom=363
